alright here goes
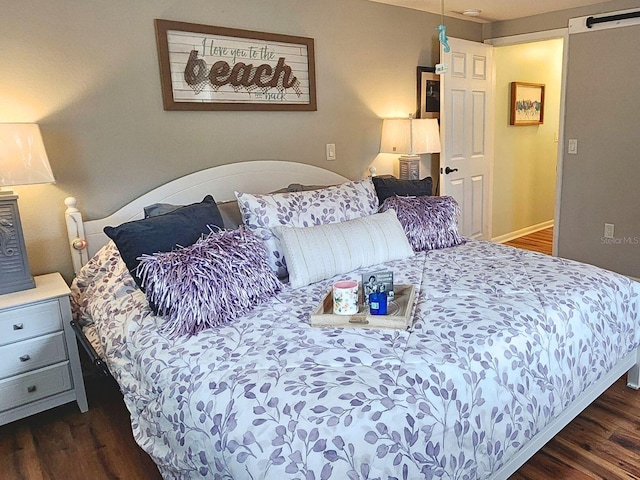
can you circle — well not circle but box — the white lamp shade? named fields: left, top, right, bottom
left=0, top=123, right=55, bottom=187
left=380, top=118, right=441, bottom=155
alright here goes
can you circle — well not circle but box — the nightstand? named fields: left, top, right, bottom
left=0, top=273, right=88, bottom=425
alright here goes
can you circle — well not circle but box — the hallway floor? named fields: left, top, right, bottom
left=503, top=227, right=553, bottom=255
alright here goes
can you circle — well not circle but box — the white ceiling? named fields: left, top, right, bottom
left=365, top=0, right=607, bottom=23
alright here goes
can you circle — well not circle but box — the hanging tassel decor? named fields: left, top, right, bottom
left=437, top=0, right=450, bottom=53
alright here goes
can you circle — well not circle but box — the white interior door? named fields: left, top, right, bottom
left=440, top=37, right=494, bottom=240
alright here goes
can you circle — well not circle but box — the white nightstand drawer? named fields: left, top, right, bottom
left=0, top=274, right=88, bottom=425
left=0, top=332, right=67, bottom=380
left=0, top=361, right=72, bottom=412
left=0, top=300, right=62, bottom=346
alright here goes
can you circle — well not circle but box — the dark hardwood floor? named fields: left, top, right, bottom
left=1, top=227, right=638, bottom=479
left=0, top=374, right=162, bottom=480
left=511, top=376, right=640, bottom=480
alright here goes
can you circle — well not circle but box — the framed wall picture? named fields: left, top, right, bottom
left=417, top=66, right=440, bottom=119
left=154, top=19, right=316, bottom=111
left=510, top=82, right=545, bottom=125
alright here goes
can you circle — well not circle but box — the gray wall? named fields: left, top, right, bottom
left=485, top=0, right=640, bottom=278
left=9, top=0, right=635, bottom=281
left=482, top=0, right=640, bottom=38
left=1, top=0, right=481, bottom=281
left=560, top=25, right=640, bottom=277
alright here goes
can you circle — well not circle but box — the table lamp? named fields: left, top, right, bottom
left=0, top=123, right=55, bottom=294
left=380, top=116, right=441, bottom=180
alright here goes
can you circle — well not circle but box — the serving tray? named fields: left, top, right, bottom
left=310, top=284, right=416, bottom=330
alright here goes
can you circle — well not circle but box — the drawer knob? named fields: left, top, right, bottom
left=27, top=385, right=37, bottom=393
left=19, top=354, right=31, bottom=362
left=13, top=323, right=24, bottom=330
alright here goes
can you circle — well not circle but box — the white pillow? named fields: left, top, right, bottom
left=236, top=178, right=379, bottom=277
left=273, top=209, right=414, bottom=288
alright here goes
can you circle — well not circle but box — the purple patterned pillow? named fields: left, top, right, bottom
left=380, top=195, right=464, bottom=251
left=136, top=228, right=281, bottom=337
left=236, top=178, right=379, bottom=277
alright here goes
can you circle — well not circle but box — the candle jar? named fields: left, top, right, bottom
left=369, top=291, right=388, bottom=315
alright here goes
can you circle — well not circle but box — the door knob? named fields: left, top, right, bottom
left=444, top=167, right=459, bottom=174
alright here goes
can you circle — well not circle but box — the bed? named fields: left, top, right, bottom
left=65, top=160, right=640, bottom=480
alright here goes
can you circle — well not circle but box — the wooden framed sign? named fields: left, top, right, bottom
left=154, top=19, right=317, bottom=111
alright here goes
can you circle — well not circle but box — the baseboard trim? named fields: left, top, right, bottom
left=492, top=220, right=554, bottom=244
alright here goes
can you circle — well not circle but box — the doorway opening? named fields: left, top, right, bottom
left=486, top=30, right=568, bottom=256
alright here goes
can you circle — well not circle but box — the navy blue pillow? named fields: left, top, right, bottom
left=372, top=176, right=433, bottom=205
left=104, top=195, right=224, bottom=290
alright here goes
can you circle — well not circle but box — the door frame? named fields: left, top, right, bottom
left=485, top=28, right=569, bottom=257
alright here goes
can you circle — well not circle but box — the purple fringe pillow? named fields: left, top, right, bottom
left=136, top=228, right=281, bottom=338
left=380, top=195, right=465, bottom=251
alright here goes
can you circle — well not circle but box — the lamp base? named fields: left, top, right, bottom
left=0, top=194, right=35, bottom=295
left=398, top=155, right=420, bottom=180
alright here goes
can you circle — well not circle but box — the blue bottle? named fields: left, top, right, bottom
left=369, top=292, right=388, bottom=315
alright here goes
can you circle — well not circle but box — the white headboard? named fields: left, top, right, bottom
left=65, top=160, right=350, bottom=274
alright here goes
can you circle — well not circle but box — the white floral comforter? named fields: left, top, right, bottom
left=71, top=240, right=640, bottom=480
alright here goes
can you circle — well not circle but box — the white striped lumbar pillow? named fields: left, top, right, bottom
left=273, top=209, right=413, bottom=289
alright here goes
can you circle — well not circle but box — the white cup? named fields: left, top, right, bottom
left=333, top=280, right=359, bottom=315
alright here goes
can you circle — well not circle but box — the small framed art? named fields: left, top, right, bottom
left=510, top=82, right=545, bottom=126
left=417, top=66, right=440, bottom=119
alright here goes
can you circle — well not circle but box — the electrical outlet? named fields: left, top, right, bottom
left=604, top=223, right=615, bottom=239
left=326, top=143, right=336, bottom=161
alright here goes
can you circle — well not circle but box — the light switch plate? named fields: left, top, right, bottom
left=326, top=143, right=336, bottom=161
left=604, top=223, right=615, bottom=239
